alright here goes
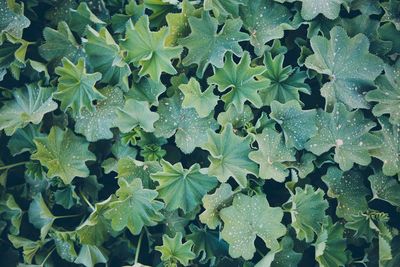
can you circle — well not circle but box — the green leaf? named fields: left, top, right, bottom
left=54, top=184, right=79, bottom=209
left=305, top=26, right=384, bottom=110
left=0, top=193, right=23, bottom=235
left=76, top=196, right=116, bottom=246
left=256, top=236, right=302, bottom=267
left=8, top=235, right=46, bottom=264
left=370, top=117, right=400, bottom=177
left=270, top=100, right=317, bottom=150
left=151, top=160, right=218, bottom=213
left=259, top=53, right=311, bottom=105
left=187, top=224, right=228, bottom=265
left=220, top=193, right=286, bottom=260
left=0, top=84, right=57, bottom=136
left=368, top=172, right=400, bottom=207
left=116, top=157, right=160, bottom=188
left=322, top=167, right=370, bottom=220
left=208, top=52, right=269, bottom=113
left=0, top=0, right=30, bottom=38
left=179, top=78, right=219, bottom=118
left=289, top=185, right=328, bottom=242
left=382, top=0, right=400, bottom=30
left=74, top=245, right=108, bottom=267
left=155, top=232, right=196, bottom=266
left=154, top=92, right=218, bottom=154
left=28, top=194, right=55, bottom=240
left=84, top=26, right=131, bottom=92
left=201, top=124, right=258, bottom=187
left=127, top=77, right=166, bottom=106
left=199, top=183, right=234, bottom=229
left=240, top=0, right=300, bottom=56
left=305, top=103, right=381, bottom=171
left=366, top=61, right=400, bottom=125
left=276, top=0, right=350, bottom=20
left=0, top=33, right=30, bottom=81
left=38, top=22, right=85, bottom=64
left=217, top=104, right=254, bottom=128
left=249, top=128, right=296, bottom=182
left=121, top=15, right=182, bottom=81
left=74, top=86, right=123, bottom=142
left=203, top=0, right=247, bottom=18
left=7, top=124, right=44, bottom=156
left=31, top=127, right=96, bottom=184
left=315, top=220, right=348, bottom=267
left=104, top=178, right=164, bottom=235
left=54, top=57, right=105, bottom=116
left=111, top=0, right=145, bottom=34
left=179, top=11, right=249, bottom=77
left=51, top=231, right=77, bottom=262
left=116, top=98, right=159, bottom=133
left=69, top=2, right=105, bottom=35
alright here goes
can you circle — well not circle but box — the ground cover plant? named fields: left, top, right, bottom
left=0, top=0, right=399, bottom=266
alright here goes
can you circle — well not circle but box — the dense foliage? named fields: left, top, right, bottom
left=0, top=0, right=399, bottom=266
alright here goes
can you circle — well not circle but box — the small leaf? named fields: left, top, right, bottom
left=151, top=160, right=218, bottom=213
left=155, top=232, right=196, bottom=266
left=256, top=236, right=302, bottom=267
left=0, top=0, right=30, bottom=38
left=201, top=123, right=258, bottom=188
left=31, top=127, right=96, bottom=184
left=51, top=231, right=77, bottom=262
left=69, top=2, right=105, bottom=35
left=368, top=172, right=400, bottom=207
left=28, top=194, right=55, bottom=240
left=127, top=77, right=166, bottom=107
left=74, top=245, right=108, bottom=267
left=7, top=124, right=44, bottom=156
left=203, top=0, right=247, bottom=18
left=220, top=193, right=286, bottom=260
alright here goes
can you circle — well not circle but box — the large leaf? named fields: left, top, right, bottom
left=74, top=86, right=124, bottom=142
left=54, top=57, right=104, bottom=116
left=322, top=167, right=370, bottom=220
left=249, top=128, right=296, bottom=182
left=0, top=0, right=30, bottom=38
left=208, top=52, right=269, bottom=113
left=366, top=60, right=400, bottom=125
left=0, top=84, right=57, bottom=136
left=270, top=100, right=317, bottom=150
left=305, top=26, right=384, bottom=110
left=104, top=178, right=164, bottom=235
left=370, top=117, right=400, bottom=177
left=151, top=160, right=217, bottom=213
left=31, top=127, right=96, bottom=184
left=305, top=103, right=381, bottom=171
left=220, top=194, right=286, bottom=260
left=121, top=15, right=182, bottom=81
left=201, top=123, right=258, bottom=188
left=154, top=92, right=218, bottom=154
left=155, top=232, right=196, bottom=266
left=179, top=11, right=249, bottom=77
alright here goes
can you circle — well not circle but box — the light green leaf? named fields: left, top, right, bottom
left=127, top=77, right=166, bottom=106
left=270, top=100, right=317, bottom=150
left=116, top=98, right=159, bottom=133
left=179, top=11, right=249, bottom=78
left=74, top=86, right=124, bottom=142
left=117, top=157, right=160, bottom=189
left=28, top=194, right=55, bottom=240
left=240, top=0, right=300, bottom=56
left=155, top=232, right=196, bottom=266
left=31, top=127, right=96, bottom=184
left=104, top=178, right=164, bottom=235
left=179, top=78, right=219, bottom=118
left=322, top=167, right=370, bottom=220
left=199, top=183, right=234, bottom=229
left=370, top=117, right=400, bottom=177
left=208, top=52, right=269, bottom=113
left=217, top=104, right=254, bottom=128
left=51, top=231, right=77, bottom=262
left=111, top=0, right=145, bottom=34
left=8, top=235, right=46, bottom=264
left=366, top=61, right=400, bottom=125
left=0, top=193, right=23, bottom=235
left=0, top=84, right=57, bottom=136
left=54, top=57, right=104, bottom=116
left=0, top=33, right=30, bottom=81
left=151, top=160, right=218, bottom=213
left=305, top=26, right=384, bottom=110
left=220, top=194, right=286, bottom=260
left=154, top=92, right=218, bottom=154
left=259, top=53, right=311, bottom=105
left=84, top=26, right=131, bottom=92
left=203, top=0, right=247, bottom=18
left=290, top=185, right=328, bottom=242
left=249, top=128, right=295, bottom=182
left=315, top=220, right=348, bottom=267
left=38, top=22, right=84, bottom=64
left=368, top=172, right=400, bottom=207
left=74, top=245, right=108, bottom=267
left=0, top=0, right=30, bottom=38
left=305, top=103, right=381, bottom=171
left=121, top=15, right=182, bottom=81
left=201, top=124, right=258, bottom=188
left=69, top=2, right=105, bottom=35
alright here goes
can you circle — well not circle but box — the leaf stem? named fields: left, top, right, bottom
left=256, top=248, right=265, bottom=257
left=40, top=246, right=55, bottom=267
left=135, top=230, right=144, bottom=264
left=79, top=191, right=95, bottom=211
left=55, top=213, right=82, bottom=219
left=0, top=161, right=29, bottom=171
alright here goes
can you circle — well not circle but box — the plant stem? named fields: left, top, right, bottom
left=55, top=213, right=82, bottom=219
left=40, top=246, right=55, bottom=267
left=0, top=161, right=29, bottom=171
left=79, top=191, right=95, bottom=211
left=135, top=230, right=144, bottom=264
